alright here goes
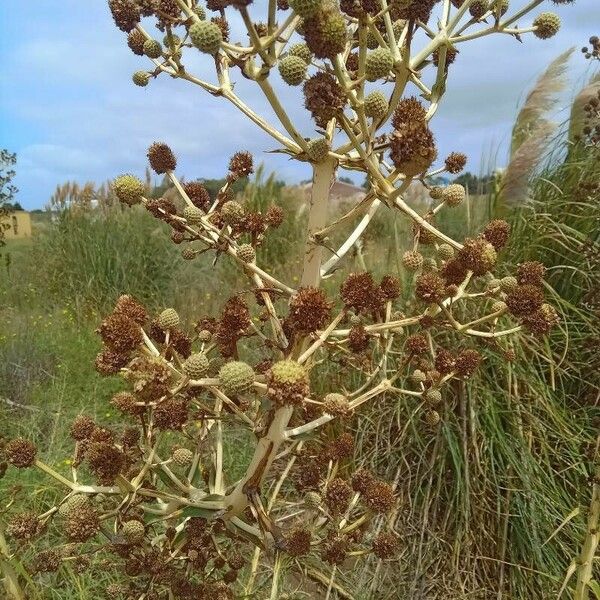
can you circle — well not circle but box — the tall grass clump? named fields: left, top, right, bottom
left=354, top=98, right=600, bottom=598
left=28, top=206, right=179, bottom=316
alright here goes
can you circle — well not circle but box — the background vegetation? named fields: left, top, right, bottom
left=1, top=71, right=598, bottom=598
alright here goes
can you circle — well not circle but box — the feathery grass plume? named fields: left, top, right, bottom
left=501, top=120, right=557, bottom=205
left=510, top=47, right=574, bottom=157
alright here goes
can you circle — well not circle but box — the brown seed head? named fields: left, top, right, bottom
left=405, top=333, right=428, bottom=355
left=109, top=0, right=141, bottom=32
left=268, top=360, right=309, bottom=407
left=389, top=122, right=437, bottom=176
left=284, top=527, right=312, bottom=557
left=70, top=415, right=97, bottom=441
left=322, top=534, right=349, bottom=565
left=33, top=549, right=62, bottom=573
left=363, top=480, right=395, bottom=513
left=265, top=204, right=284, bottom=227
left=153, top=398, right=189, bottom=430
left=445, top=152, right=467, bottom=174
left=228, top=151, right=253, bottom=177
left=7, top=512, right=40, bottom=540
left=455, top=349, right=482, bottom=377
left=94, top=348, right=127, bottom=375
left=340, top=272, right=384, bottom=314
left=348, top=324, right=370, bottom=353
left=304, top=72, right=346, bottom=127
left=5, top=438, right=37, bottom=468
left=391, top=97, right=427, bottom=128
left=482, top=219, right=511, bottom=250
left=435, top=349, right=456, bottom=374
left=505, top=284, right=544, bottom=317
left=87, top=442, right=124, bottom=485
left=65, top=505, right=100, bottom=543
left=184, top=181, right=211, bottom=210
left=456, top=237, right=497, bottom=276
left=325, top=478, right=353, bottom=514
left=372, top=532, right=399, bottom=559
left=287, top=286, right=332, bottom=334
left=97, top=313, right=142, bottom=353
left=516, top=261, right=546, bottom=286
left=111, top=391, right=144, bottom=416
left=351, top=468, right=375, bottom=494
left=521, top=303, right=560, bottom=337
left=147, top=142, right=177, bottom=174
left=379, top=275, right=401, bottom=300
left=114, top=294, right=147, bottom=325
left=415, top=271, right=446, bottom=303
left=127, top=29, right=146, bottom=55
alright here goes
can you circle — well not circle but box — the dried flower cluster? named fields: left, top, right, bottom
left=1, top=0, right=574, bottom=597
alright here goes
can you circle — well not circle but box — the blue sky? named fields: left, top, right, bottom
left=0, top=1, right=598, bottom=209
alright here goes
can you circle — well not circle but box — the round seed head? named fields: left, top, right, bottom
left=429, top=186, right=443, bottom=200
left=270, top=360, right=307, bottom=385
left=219, top=361, right=255, bottom=395
left=289, top=0, right=322, bottom=19
left=132, top=71, right=150, bottom=87
left=147, top=142, right=176, bottom=174
left=492, top=0, right=509, bottom=16
left=365, top=48, right=394, bottom=81
left=425, top=409, right=440, bottom=426
left=500, top=276, right=518, bottom=293
left=122, top=519, right=145, bottom=545
left=183, top=353, right=209, bottom=378
left=364, top=91, right=388, bottom=120
left=237, top=243, right=256, bottom=263
left=163, top=33, right=182, bottom=48
left=442, top=184, right=465, bottom=207
left=127, top=30, right=146, bottom=55
left=424, top=388, right=442, bottom=404
left=402, top=250, right=423, bottom=271
left=288, top=42, right=313, bottom=64
left=323, top=392, right=351, bottom=417
left=172, top=447, right=194, bottom=467
left=198, top=329, right=212, bottom=342
left=491, top=300, right=507, bottom=313
left=304, top=491, right=322, bottom=509
left=181, top=247, right=196, bottom=260
left=113, top=174, right=145, bottom=205
left=306, top=137, right=330, bottom=162
left=143, top=39, right=162, bottom=58
left=279, top=54, right=308, bottom=86
left=469, top=0, right=488, bottom=18
left=411, top=369, right=427, bottom=384
left=220, top=200, right=244, bottom=225
left=59, top=495, right=90, bottom=518
left=5, top=438, right=37, bottom=468
left=158, top=308, right=180, bottom=329
left=183, top=205, right=204, bottom=224
left=189, top=21, right=223, bottom=54
left=194, top=5, right=206, bottom=19
left=533, top=12, right=560, bottom=39
left=437, top=243, right=454, bottom=260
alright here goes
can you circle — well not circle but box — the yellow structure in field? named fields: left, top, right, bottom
left=1, top=210, right=32, bottom=239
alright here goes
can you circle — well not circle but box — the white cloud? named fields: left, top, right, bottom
left=2, top=0, right=598, bottom=209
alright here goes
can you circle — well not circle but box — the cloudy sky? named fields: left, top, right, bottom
left=1, top=1, right=598, bottom=209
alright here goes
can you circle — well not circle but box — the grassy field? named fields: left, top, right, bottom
left=1, top=138, right=599, bottom=598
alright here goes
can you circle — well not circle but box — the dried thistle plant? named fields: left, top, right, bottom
left=1, top=0, right=576, bottom=598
